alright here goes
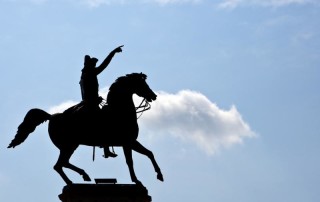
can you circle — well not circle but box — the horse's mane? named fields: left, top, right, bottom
left=109, top=73, right=147, bottom=91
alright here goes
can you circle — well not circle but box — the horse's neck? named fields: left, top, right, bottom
left=107, top=91, right=135, bottom=112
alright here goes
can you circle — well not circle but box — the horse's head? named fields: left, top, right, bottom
left=108, top=73, right=157, bottom=106
left=128, top=73, right=157, bottom=102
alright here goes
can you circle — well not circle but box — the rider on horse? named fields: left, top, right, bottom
left=79, top=45, right=123, bottom=158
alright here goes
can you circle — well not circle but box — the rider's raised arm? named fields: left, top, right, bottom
left=95, top=45, right=123, bottom=75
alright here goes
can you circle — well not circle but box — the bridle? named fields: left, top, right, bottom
left=135, top=98, right=151, bottom=118
left=100, top=97, right=151, bottom=116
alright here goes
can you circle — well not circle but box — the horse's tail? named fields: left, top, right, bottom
left=8, top=108, right=51, bottom=148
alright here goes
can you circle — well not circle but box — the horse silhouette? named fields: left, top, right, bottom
left=8, top=72, right=163, bottom=186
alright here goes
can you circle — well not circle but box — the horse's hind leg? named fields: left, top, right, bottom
left=64, top=162, right=91, bottom=182
left=54, top=147, right=91, bottom=184
left=54, top=149, right=74, bottom=185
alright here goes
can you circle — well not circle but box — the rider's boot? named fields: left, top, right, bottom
left=103, top=147, right=117, bottom=158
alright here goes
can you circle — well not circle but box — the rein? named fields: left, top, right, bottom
left=136, top=98, right=151, bottom=119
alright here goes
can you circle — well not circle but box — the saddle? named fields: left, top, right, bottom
left=63, top=98, right=106, bottom=121
left=63, top=102, right=86, bottom=116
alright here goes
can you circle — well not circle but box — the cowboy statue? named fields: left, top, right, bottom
left=79, top=45, right=123, bottom=158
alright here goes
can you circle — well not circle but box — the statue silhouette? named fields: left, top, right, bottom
left=79, top=45, right=123, bottom=158
left=8, top=73, right=164, bottom=186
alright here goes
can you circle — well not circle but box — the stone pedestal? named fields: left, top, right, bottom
left=58, top=183, right=152, bottom=202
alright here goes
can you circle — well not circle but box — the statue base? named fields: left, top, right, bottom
left=59, top=181, right=152, bottom=202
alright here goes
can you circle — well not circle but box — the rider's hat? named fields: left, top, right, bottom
left=84, top=55, right=98, bottom=67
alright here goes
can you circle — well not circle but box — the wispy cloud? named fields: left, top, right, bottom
left=48, top=89, right=256, bottom=156
left=79, top=0, right=121, bottom=8
left=291, top=31, right=315, bottom=44
left=218, top=0, right=317, bottom=9
left=6, top=0, right=315, bottom=7
left=79, top=0, right=201, bottom=7
left=78, top=0, right=318, bottom=8
left=3, top=0, right=49, bottom=4
left=152, top=0, right=202, bottom=5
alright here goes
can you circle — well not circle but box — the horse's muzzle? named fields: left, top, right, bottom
left=147, top=94, right=157, bottom=102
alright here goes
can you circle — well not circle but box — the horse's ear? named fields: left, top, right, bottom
left=140, top=72, right=147, bottom=80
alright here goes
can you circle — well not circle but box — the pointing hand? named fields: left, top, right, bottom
left=114, top=45, right=124, bottom=53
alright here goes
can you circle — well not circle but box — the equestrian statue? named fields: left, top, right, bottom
left=8, top=51, right=164, bottom=187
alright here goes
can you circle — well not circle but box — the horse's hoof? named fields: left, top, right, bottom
left=82, top=173, right=91, bottom=181
left=134, top=180, right=144, bottom=187
left=157, top=173, right=164, bottom=182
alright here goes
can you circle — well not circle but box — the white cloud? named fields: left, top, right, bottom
left=218, top=0, right=317, bottom=9
left=47, top=89, right=256, bottom=156
left=139, top=90, right=256, bottom=155
left=48, top=100, right=78, bottom=114
left=47, top=87, right=109, bottom=114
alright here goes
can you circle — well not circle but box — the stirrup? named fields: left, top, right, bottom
left=103, top=151, right=118, bottom=158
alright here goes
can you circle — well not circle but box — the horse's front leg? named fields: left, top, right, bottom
left=132, top=141, right=164, bottom=182
left=123, top=146, right=143, bottom=186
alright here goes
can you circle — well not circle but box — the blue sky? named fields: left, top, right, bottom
left=1, top=0, right=320, bottom=202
